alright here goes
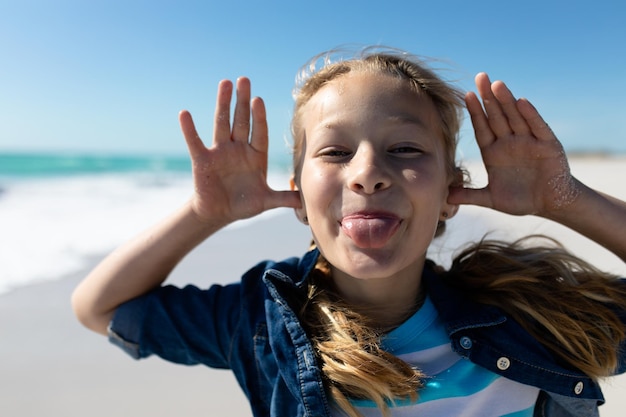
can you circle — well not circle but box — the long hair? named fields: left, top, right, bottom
left=444, top=236, right=626, bottom=377
left=292, top=48, right=626, bottom=417
left=292, top=48, right=467, bottom=416
left=300, top=238, right=626, bottom=417
left=300, top=257, right=425, bottom=417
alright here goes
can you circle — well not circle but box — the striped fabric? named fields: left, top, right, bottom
left=331, top=297, right=539, bottom=416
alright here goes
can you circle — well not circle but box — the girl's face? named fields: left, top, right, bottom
left=294, top=72, right=457, bottom=287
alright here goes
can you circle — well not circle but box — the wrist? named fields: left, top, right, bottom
left=547, top=174, right=582, bottom=212
left=542, top=179, right=590, bottom=224
left=185, top=199, right=232, bottom=232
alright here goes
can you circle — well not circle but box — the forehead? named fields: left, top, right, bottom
left=302, top=72, right=441, bottom=132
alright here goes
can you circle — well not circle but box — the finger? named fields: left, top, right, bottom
left=516, top=98, right=557, bottom=141
left=465, top=91, right=496, bottom=149
left=447, top=185, right=493, bottom=209
left=179, top=110, right=206, bottom=157
left=249, top=97, right=268, bottom=153
left=232, top=77, right=252, bottom=142
left=475, top=73, right=512, bottom=138
left=491, top=80, right=531, bottom=136
left=213, top=79, right=233, bottom=146
left=265, top=190, right=303, bottom=210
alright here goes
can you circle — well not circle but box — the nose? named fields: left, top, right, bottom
left=348, top=146, right=391, bottom=194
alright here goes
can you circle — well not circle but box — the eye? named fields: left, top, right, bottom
left=389, top=144, right=424, bottom=156
left=317, top=147, right=352, bottom=159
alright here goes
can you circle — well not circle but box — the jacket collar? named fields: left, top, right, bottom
left=264, top=251, right=508, bottom=334
left=264, top=248, right=320, bottom=289
left=422, top=261, right=507, bottom=334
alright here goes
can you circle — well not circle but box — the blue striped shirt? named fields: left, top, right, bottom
left=331, top=297, right=539, bottom=416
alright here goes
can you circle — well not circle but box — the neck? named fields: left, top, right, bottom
left=331, top=261, right=425, bottom=330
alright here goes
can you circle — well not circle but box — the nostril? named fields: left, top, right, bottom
left=374, top=182, right=384, bottom=190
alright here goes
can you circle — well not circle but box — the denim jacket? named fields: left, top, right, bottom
left=109, top=249, right=625, bottom=417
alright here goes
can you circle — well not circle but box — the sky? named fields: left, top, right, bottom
left=1, top=0, right=625, bottom=164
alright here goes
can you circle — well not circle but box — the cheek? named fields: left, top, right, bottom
left=404, top=165, right=445, bottom=191
left=404, top=167, right=451, bottom=215
left=300, top=162, right=335, bottom=197
left=299, top=166, right=344, bottom=228
left=298, top=172, right=320, bottom=217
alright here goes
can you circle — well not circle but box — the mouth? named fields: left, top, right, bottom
left=340, top=212, right=402, bottom=249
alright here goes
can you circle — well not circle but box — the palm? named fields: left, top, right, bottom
left=450, top=73, right=579, bottom=216
left=179, top=78, right=300, bottom=223
left=478, top=129, right=570, bottom=215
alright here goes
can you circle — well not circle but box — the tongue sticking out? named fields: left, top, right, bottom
left=341, top=216, right=401, bottom=249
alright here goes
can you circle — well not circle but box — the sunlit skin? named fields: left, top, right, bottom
left=72, top=70, right=626, bottom=337
left=293, top=73, right=458, bottom=321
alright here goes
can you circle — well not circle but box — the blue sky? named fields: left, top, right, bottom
left=1, top=0, right=625, bottom=164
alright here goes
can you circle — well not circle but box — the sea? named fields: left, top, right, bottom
left=0, top=152, right=293, bottom=295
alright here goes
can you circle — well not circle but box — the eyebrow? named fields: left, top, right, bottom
left=385, top=113, right=430, bottom=130
left=319, top=113, right=430, bottom=131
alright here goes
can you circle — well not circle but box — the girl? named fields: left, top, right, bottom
left=72, top=48, right=626, bottom=417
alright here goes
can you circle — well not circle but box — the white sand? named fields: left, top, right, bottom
left=1, top=156, right=625, bottom=416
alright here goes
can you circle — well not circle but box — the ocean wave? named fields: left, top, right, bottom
left=0, top=167, right=293, bottom=295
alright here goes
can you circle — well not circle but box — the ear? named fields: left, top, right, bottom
left=290, top=176, right=308, bottom=225
left=440, top=190, right=460, bottom=222
left=439, top=203, right=459, bottom=222
left=440, top=167, right=463, bottom=221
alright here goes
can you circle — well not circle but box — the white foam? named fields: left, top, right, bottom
left=2, top=157, right=624, bottom=295
left=0, top=169, right=294, bottom=294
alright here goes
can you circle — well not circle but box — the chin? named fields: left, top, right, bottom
left=331, top=250, right=411, bottom=280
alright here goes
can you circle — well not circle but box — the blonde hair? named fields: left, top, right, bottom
left=300, top=257, right=425, bottom=416
left=446, top=236, right=626, bottom=377
left=302, top=239, right=626, bottom=417
left=291, top=47, right=466, bottom=238
left=291, top=48, right=626, bottom=417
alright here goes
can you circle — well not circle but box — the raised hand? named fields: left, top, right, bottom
left=449, top=73, right=580, bottom=217
left=179, top=77, right=301, bottom=224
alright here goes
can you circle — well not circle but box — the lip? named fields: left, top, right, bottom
left=340, top=211, right=402, bottom=224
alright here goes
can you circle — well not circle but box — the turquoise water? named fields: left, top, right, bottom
left=0, top=152, right=192, bottom=178
left=0, top=151, right=293, bottom=294
left=0, top=151, right=292, bottom=178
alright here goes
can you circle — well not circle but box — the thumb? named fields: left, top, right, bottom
left=179, top=110, right=206, bottom=157
left=448, top=186, right=493, bottom=209
left=265, top=190, right=303, bottom=211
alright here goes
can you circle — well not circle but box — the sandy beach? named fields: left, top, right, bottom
left=0, top=210, right=312, bottom=417
left=1, top=156, right=626, bottom=416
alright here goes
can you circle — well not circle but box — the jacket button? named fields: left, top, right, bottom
left=496, top=357, right=511, bottom=370
left=460, top=336, right=473, bottom=350
left=574, top=381, right=584, bottom=395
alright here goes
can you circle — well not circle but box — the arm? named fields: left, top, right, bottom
left=71, top=77, right=301, bottom=335
left=448, top=72, right=626, bottom=262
